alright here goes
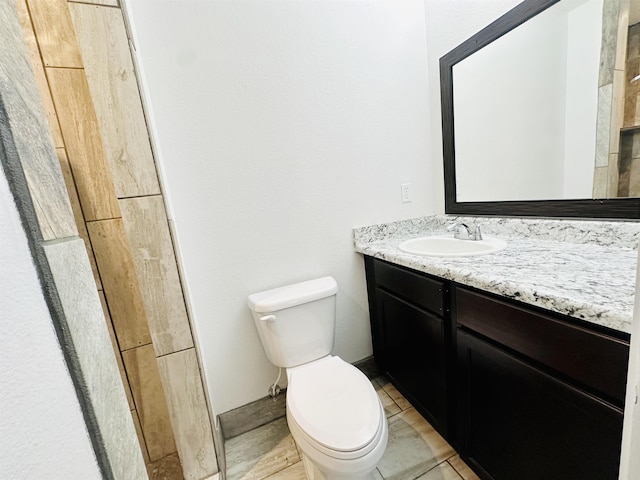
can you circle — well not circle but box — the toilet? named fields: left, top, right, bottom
left=247, top=276, right=388, bottom=480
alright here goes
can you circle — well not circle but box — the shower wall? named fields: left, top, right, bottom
left=617, top=22, right=640, bottom=196
left=14, top=0, right=218, bottom=478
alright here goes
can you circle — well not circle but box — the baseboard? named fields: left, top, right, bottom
left=353, top=355, right=382, bottom=379
left=219, top=389, right=287, bottom=440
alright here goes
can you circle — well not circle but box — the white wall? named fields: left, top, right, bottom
left=124, top=0, right=433, bottom=413
left=0, top=167, right=101, bottom=480
left=563, top=0, right=601, bottom=197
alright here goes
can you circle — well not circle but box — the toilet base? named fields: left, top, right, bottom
left=287, top=404, right=387, bottom=480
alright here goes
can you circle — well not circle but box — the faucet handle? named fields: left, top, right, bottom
left=446, top=222, right=471, bottom=239
left=446, top=221, right=482, bottom=240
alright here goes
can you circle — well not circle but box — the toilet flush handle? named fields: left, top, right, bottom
left=259, top=314, right=276, bottom=322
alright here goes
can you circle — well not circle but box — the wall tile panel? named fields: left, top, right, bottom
left=123, top=344, right=178, bottom=462
left=599, top=0, right=620, bottom=87
left=121, top=195, right=194, bottom=356
left=87, top=218, right=152, bottom=350
left=56, top=148, right=102, bottom=289
left=157, top=348, right=218, bottom=479
left=131, top=409, right=151, bottom=464
left=14, top=0, right=64, bottom=148
left=147, top=452, right=183, bottom=480
left=25, top=0, right=84, bottom=68
left=0, top=0, right=77, bottom=240
left=43, top=237, right=148, bottom=479
left=47, top=67, right=121, bottom=221
left=69, top=3, right=161, bottom=198
left=98, top=290, right=134, bottom=410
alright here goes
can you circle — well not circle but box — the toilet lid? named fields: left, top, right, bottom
left=287, top=357, right=381, bottom=452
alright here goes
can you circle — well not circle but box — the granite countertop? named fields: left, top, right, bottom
left=354, top=216, right=640, bottom=334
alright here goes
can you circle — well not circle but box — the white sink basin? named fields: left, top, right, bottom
left=398, top=235, right=507, bottom=257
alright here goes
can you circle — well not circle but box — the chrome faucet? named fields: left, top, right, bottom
left=447, top=222, right=483, bottom=241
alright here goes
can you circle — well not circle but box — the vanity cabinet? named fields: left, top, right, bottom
left=456, top=287, right=628, bottom=480
left=363, top=256, right=630, bottom=480
left=364, top=257, right=450, bottom=437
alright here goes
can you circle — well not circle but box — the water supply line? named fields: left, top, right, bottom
left=268, top=367, right=282, bottom=398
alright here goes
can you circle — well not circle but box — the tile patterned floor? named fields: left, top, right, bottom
left=225, top=376, right=480, bottom=480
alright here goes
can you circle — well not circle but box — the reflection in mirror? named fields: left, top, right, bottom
left=594, top=0, right=639, bottom=198
left=440, top=0, right=640, bottom=218
left=617, top=12, right=640, bottom=197
left=454, top=0, right=602, bottom=202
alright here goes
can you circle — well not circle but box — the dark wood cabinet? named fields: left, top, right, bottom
left=363, top=256, right=630, bottom=480
left=378, top=290, right=447, bottom=432
left=454, top=286, right=629, bottom=480
left=457, top=329, right=624, bottom=480
left=455, top=288, right=630, bottom=407
left=365, top=257, right=450, bottom=437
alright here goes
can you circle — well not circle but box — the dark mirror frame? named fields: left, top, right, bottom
left=440, top=0, right=640, bottom=219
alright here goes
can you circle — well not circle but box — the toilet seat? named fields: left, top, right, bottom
left=286, top=356, right=384, bottom=459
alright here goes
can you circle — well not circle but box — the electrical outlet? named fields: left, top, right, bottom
left=401, top=183, right=411, bottom=203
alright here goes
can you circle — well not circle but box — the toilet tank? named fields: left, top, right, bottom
left=247, top=277, right=338, bottom=368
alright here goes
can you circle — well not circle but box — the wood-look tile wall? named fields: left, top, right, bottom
left=17, top=1, right=218, bottom=478
left=623, top=23, right=639, bottom=128
left=593, top=0, right=630, bottom=198
left=6, top=0, right=146, bottom=477
left=617, top=22, right=640, bottom=197
left=68, top=2, right=161, bottom=199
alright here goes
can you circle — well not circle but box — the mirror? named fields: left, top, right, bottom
left=440, top=0, right=640, bottom=218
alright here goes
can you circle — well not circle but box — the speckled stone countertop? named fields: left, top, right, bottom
left=354, top=216, right=640, bottom=334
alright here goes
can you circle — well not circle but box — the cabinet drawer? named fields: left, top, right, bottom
left=455, top=287, right=629, bottom=407
left=375, top=260, right=445, bottom=315
left=375, top=261, right=444, bottom=315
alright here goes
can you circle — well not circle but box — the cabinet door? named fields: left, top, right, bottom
left=457, top=329, right=623, bottom=480
left=378, top=289, right=446, bottom=434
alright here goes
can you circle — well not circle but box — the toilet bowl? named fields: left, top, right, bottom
left=247, top=277, right=388, bottom=480
left=286, top=356, right=388, bottom=480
